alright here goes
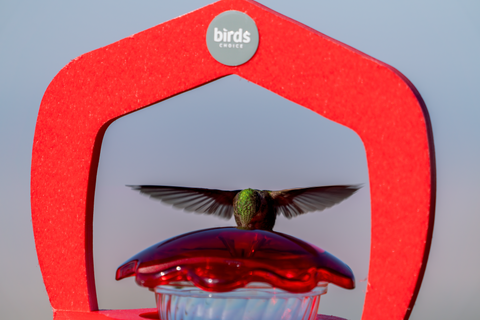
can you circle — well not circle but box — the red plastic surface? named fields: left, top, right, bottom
left=116, top=227, right=355, bottom=292
left=54, top=309, right=157, bottom=320
left=54, top=310, right=344, bottom=320
left=31, top=0, right=435, bottom=319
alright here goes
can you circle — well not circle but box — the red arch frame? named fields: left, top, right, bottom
left=31, top=0, right=436, bottom=319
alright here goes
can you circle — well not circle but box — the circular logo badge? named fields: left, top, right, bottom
left=206, top=11, right=259, bottom=66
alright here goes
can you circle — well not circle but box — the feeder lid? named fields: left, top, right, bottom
left=116, top=227, right=355, bottom=293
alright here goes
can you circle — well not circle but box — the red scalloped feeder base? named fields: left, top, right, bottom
left=117, top=228, right=355, bottom=293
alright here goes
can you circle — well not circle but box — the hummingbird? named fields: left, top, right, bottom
left=128, top=184, right=360, bottom=231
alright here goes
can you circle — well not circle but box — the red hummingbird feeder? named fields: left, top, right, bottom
left=31, top=0, right=436, bottom=319
left=116, top=227, right=355, bottom=320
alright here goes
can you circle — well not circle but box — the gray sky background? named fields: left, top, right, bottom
left=1, top=1, right=479, bottom=319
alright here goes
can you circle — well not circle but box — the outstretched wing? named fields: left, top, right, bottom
left=270, top=185, right=361, bottom=218
left=128, top=185, right=240, bottom=219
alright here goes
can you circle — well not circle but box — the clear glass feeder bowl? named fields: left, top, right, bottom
left=154, top=281, right=328, bottom=320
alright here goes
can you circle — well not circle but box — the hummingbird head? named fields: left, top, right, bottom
left=233, top=189, right=261, bottom=229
